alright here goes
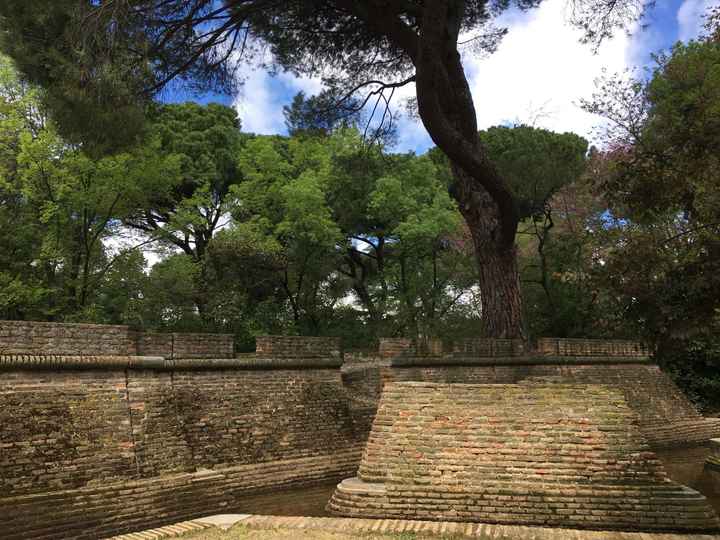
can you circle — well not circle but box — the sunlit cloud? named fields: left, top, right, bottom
left=677, top=0, right=716, bottom=41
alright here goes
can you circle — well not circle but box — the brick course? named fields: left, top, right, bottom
left=255, top=335, right=341, bottom=358
left=0, top=320, right=233, bottom=359
left=0, top=320, right=135, bottom=356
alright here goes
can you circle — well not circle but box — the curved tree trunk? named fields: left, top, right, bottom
left=411, top=2, right=525, bottom=338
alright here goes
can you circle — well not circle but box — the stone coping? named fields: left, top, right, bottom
left=0, top=354, right=342, bottom=370
left=108, top=514, right=720, bottom=540
left=390, top=354, right=651, bottom=367
left=0, top=353, right=655, bottom=370
left=335, top=477, right=385, bottom=495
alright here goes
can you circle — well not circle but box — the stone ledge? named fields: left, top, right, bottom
left=335, top=477, right=386, bottom=496
left=0, top=354, right=166, bottom=370
left=390, top=355, right=651, bottom=367
left=0, top=354, right=343, bottom=370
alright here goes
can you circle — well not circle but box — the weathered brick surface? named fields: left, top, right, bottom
left=127, top=331, right=235, bottom=359
left=536, top=338, right=649, bottom=357
left=0, top=370, right=136, bottom=495
left=0, top=320, right=233, bottom=359
left=0, top=360, right=365, bottom=539
left=0, top=320, right=135, bottom=356
left=0, top=324, right=713, bottom=538
left=378, top=338, right=417, bottom=359
left=344, top=363, right=720, bottom=450
left=328, top=382, right=720, bottom=532
left=170, top=333, right=234, bottom=359
left=0, top=450, right=362, bottom=540
left=378, top=337, right=643, bottom=360
left=133, top=331, right=173, bottom=357
left=255, top=335, right=341, bottom=358
left=452, top=338, right=527, bottom=356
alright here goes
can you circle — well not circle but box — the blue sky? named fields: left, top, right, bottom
left=162, top=0, right=716, bottom=155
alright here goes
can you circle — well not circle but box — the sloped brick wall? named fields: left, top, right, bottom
left=371, top=364, right=720, bottom=449
left=328, top=382, right=720, bottom=532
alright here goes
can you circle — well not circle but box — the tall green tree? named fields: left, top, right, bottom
left=230, top=128, right=472, bottom=339
left=0, top=55, right=175, bottom=319
left=0, top=55, right=48, bottom=318
left=432, top=125, right=589, bottom=335
left=581, top=12, right=720, bottom=409
left=232, top=133, right=345, bottom=333
left=125, top=102, right=246, bottom=321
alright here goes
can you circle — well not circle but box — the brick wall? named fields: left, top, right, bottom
left=0, top=320, right=135, bottom=356
left=340, top=363, right=720, bottom=450
left=0, top=358, right=364, bottom=539
left=378, top=337, right=646, bottom=362
left=171, top=333, right=234, bottom=359
left=133, top=331, right=173, bottom=357
left=328, top=382, right=720, bottom=532
left=255, top=335, right=341, bottom=358
left=127, top=330, right=235, bottom=359
left=378, top=338, right=416, bottom=358
left=0, top=320, right=233, bottom=359
left=451, top=337, right=526, bottom=356
left=536, top=337, right=649, bottom=357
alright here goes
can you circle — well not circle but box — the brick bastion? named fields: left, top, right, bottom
left=327, top=382, right=720, bottom=531
left=342, top=337, right=720, bottom=450
left=1, top=321, right=720, bottom=538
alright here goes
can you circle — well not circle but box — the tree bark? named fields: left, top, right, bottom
left=452, top=167, right=525, bottom=338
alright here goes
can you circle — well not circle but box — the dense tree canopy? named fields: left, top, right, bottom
left=0, top=0, right=648, bottom=337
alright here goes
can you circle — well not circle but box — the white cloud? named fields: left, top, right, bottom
left=233, top=0, right=636, bottom=148
left=677, top=0, right=715, bottom=42
left=233, top=67, right=322, bottom=134
left=464, top=0, right=633, bottom=142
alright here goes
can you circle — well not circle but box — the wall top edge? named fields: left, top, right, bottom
left=390, top=355, right=652, bottom=367
left=0, top=354, right=343, bottom=371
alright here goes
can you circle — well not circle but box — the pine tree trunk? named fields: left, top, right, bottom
left=452, top=167, right=525, bottom=339
left=472, top=234, right=524, bottom=339
left=412, top=2, right=525, bottom=338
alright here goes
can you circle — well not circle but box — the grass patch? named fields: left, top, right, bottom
left=181, top=524, right=472, bottom=540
